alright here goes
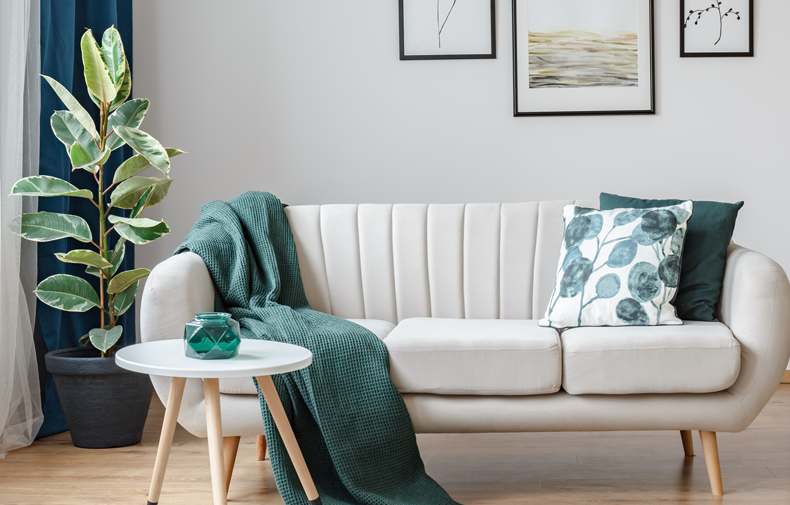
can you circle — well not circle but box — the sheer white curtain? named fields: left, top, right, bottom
left=0, top=0, right=43, bottom=458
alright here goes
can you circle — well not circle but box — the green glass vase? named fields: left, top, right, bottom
left=184, top=312, right=241, bottom=359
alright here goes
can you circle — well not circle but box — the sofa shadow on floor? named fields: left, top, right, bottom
left=0, top=385, right=787, bottom=504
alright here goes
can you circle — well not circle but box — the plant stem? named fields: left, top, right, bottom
left=715, top=3, right=723, bottom=45
left=97, top=102, right=109, bottom=334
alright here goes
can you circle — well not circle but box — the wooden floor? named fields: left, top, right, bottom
left=2, top=386, right=789, bottom=504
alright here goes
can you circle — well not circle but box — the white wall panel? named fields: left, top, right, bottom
left=134, top=1, right=790, bottom=371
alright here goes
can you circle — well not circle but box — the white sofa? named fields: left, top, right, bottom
left=140, top=201, right=790, bottom=496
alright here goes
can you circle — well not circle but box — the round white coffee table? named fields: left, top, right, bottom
left=116, top=339, right=322, bottom=505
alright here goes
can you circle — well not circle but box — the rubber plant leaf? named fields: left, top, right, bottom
left=9, top=212, right=92, bottom=243
left=10, top=175, right=92, bottom=199
left=89, top=326, right=123, bottom=353
left=101, top=26, right=126, bottom=92
left=34, top=274, right=101, bottom=312
left=51, top=111, right=100, bottom=159
left=41, top=75, right=98, bottom=140
left=113, top=126, right=170, bottom=176
left=70, top=142, right=109, bottom=172
left=106, top=98, right=150, bottom=151
left=107, top=215, right=170, bottom=245
left=113, top=148, right=184, bottom=184
left=86, top=240, right=124, bottom=278
left=80, top=29, right=117, bottom=104
left=109, top=60, right=131, bottom=112
left=143, top=178, right=173, bottom=208
left=107, top=268, right=150, bottom=294
left=110, top=241, right=126, bottom=275
left=55, top=250, right=113, bottom=270
left=88, top=89, right=101, bottom=108
left=110, top=176, right=172, bottom=209
left=130, top=187, right=154, bottom=218
left=113, top=281, right=138, bottom=317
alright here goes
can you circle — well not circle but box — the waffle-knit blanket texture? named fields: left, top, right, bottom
left=176, top=192, right=458, bottom=505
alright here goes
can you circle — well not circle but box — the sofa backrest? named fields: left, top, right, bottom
left=285, top=200, right=597, bottom=324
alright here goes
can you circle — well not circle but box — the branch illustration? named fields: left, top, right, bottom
left=685, top=1, right=741, bottom=45
left=437, top=0, right=458, bottom=48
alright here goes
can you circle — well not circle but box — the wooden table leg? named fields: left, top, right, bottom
left=223, top=436, right=240, bottom=494
left=256, top=375, right=322, bottom=505
left=204, top=378, right=228, bottom=505
left=147, top=377, right=186, bottom=505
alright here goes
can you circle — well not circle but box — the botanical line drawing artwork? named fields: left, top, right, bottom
left=400, top=0, right=495, bottom=60
left=685, top=1, right=742, bottom=45
left=437, top=0, right=458, bottom=48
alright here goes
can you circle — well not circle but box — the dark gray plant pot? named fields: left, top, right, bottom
left=45, top=346, right=153, bottom=449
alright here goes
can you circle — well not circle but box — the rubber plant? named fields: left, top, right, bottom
left=9, top=27, right=183, bottom=357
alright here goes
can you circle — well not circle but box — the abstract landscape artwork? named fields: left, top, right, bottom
left=528, top=0, right=638, bottom=88
left=529, top=30, right=638, bottom=88
left=513, top=0, right=655, bottom=116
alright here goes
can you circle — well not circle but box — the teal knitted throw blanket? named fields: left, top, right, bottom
left=176, top=192, right=458, bottom=505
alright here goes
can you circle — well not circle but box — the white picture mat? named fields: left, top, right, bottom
left=683, top=0, right=750, bottom=53
left=402, top=0, right=492, bottom=55
left=529, top=0, right=637, bottom=32
left=515, top=0, right=653, bottom=113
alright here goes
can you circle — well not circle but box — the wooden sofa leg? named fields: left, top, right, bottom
left=223, top=436, right=241, bottom=494
left=699, top=431, right=724, bottom=496
left=256, top=434, right=267, bottom=461
left=680, top=430, right=695, bottom=456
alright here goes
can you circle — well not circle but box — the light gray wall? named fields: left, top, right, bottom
left=132, top=1, right=789, bottom=320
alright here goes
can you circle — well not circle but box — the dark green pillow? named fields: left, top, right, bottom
left=599, top=193, right=743, bottom=322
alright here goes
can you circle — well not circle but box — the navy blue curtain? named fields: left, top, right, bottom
left=37, top=0, right=134, bottom=439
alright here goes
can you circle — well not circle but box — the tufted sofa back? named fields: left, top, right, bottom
left=285, top=200, right=596, bottom=324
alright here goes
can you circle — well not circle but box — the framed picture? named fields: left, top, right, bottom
left=399, top=0, right=496, bottom=60
left=512, top=0, right=655, bottom=116
left=681, top=0, right=753, bottom=57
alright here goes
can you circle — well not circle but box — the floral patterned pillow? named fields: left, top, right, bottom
left=539, top=202, right=693, bottom=328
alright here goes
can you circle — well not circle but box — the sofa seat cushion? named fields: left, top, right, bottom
left=561, top=321, right=740, bottom=395
left=219, top=318, right=396, bottom=395
left=345, top=319, right=396, bottom=341
left=385, top=318, right=561, bottom=395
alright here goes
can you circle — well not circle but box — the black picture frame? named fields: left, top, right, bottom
left=680, top=0, right=754, bottom=57
left=512, top=0, right=655, bottom=117
left=399, top=0, right=496, bottom=60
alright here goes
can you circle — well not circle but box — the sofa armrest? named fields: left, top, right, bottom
left=140, top=251, right=215, bottom=343
left=719, top=244, right=790, bottom=430
left=141, top=252, right=216, bottom=436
